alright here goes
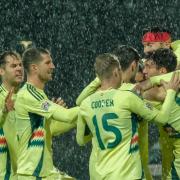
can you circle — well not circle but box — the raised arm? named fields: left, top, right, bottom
left=134, top=70, right=180, bottom=94
left=0, top=89, right=14, bottom=126
left=130, top=72, right=180, bottom=124
left=150, top=70, right=180, bottom=85
left=129, top=89, right=176, bottom=124
left=76, top=77, right=101, bottom=106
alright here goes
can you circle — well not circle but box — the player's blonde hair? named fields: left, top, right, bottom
left=94, top=53, right=121, bottom=80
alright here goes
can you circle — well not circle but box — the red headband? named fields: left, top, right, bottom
left=142, top=32, right=171, bottom=43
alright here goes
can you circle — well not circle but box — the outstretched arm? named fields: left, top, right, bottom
left=50, top=120, right=76, bottom=136
left=76, top=77, right=101, bottom=106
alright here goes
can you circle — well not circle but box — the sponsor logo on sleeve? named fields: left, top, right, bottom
left=145, top=102, right=153, bottom=110
left=41, top=101, right=51, bottom=111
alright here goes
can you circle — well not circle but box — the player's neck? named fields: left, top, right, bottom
left=122, top=72, right=131, bottom=83
left=99, top=79, right=119, bottom=90
left=27, top=76, right=45, bottom=90
left=2, top=81, right=19, bottom=93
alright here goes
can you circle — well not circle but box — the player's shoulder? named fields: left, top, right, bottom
left=0, top=85, right=7, bottom=100
left=17, top=83, right=45, bottom=103
left=0, top=85, right=3, bottom=93
left=0, top=85, right=6, bottom=94
left=118, top=88, right=143, bottom=100
left=81, top=89, right=119, bottom=108
left=119, top=83, right=135, bottom=91
left=80, top=90, right=105, bottom=109
left=80, top=95, right=91, bottom=108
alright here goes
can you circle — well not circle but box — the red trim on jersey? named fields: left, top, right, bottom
left=31, top=130, right=44, bottom=139
left=131, top=135, right=138, bottom=144
left=0, top=137, right=7, bottom=145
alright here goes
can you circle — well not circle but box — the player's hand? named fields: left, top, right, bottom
left=132, top=83, right=143, bottom=96
left=3, top=88, right=14, bottom=113
left=160, top=72, right=180, bottom=92
left=52, top=97, right=68, bottom=108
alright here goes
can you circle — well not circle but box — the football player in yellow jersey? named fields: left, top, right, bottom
left=0, top=51, right=24, bottom=180
left=0, top=50, right=75, bottom=180
left=76, top=45, right=153, bottom=180
left=142, top=48, right=177, bottom=180
left=111, top=45, right=153, bottom=180
left=76, top=53, right=180, bottom=180
left=76, top=45, right=178, bottom=180
left=141, top=49, right=180, bottom=180
left=142, top=26, right=180, bottom=69
left=142, top=26, right=179, bottom=180
left=15, top=48, right=77, bottom=180
left=139, top=68, right=180, bottom=179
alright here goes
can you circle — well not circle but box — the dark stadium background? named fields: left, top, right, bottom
left=0, top=0, right=179, bottom=179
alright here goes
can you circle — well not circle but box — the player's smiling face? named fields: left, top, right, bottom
left=37, top=54, right=55, bottom=83
left=143, top=59, right=160, bottom=79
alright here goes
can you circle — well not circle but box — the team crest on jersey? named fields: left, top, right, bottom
left=41, top=101, right=50, bottom=111
left=145, top=102, right=153, bottom=110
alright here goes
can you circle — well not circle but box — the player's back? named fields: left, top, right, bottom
left=81, top=88, right=142, bottom=180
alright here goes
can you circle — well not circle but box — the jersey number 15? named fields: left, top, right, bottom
left=93, top=113, right=122, bottom=150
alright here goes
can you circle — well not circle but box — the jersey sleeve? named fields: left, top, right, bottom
left=76, top=77, right=101, bottom=106
left=128, top=89, right=176, bottom=124
left=50, top=119, right=76, bottom=136
left=0, top=96, right=6, bottom=127
left=22, top=94, right=79, bottom=123
left=150, top=70, right=180, bottom=85
left=76, top=103, right=92, bottom=146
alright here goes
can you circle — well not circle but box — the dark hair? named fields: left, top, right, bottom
left=138, top=60, right=144, bottom=73
left=0, top=51, right=21, bottom=67
left=142, top=26, right=171, bottom=36
left=145, top=48, right=177, bottom=72
left=112, top=45, right=141, bottom=71
left=22, top=48, right=50, bottom=73
left=94, top=53, right=120, bottom=80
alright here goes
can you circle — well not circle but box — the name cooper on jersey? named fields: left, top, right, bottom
left=91, top=99, right=114, bottom=109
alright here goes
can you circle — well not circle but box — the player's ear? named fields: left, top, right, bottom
left=131, top=60, right=137, bottom=72
left=114, top=68, right=120, bottom=78
left=159, top=67, right=167, bottom=74
left=30, top=64, right=38, bottom=71
left=0, top=67, right=5, bottom=76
